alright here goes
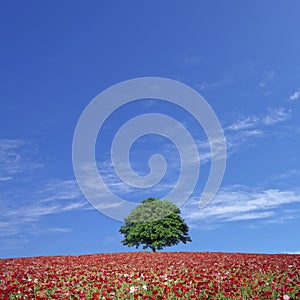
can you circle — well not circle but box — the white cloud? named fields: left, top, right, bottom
left=228, top=107, right=291, bottom=131
left=290, top=90, right=300, bottom=100
left=182, top=186, right=300, bottom=228
left=226, top=211, right=274, bottom=221
left=0, top=222, right=20, bottom=237
left=220, top=107, right=291, bottom=157
left=197, top=74, right=235, bottom=90
left=48, top=227, right=71, bottom=233
left=270, top=169, right=300, bottom=182
left=0, top=139, right=23, bottom=176
left=35, top=180, right=83, bottom=202
left=197, top=63, right=275, bottom=95
left=227, top=116, right=258, bottom=131
left=262, top=107, right=291, bottom=125
left=0, top=139, right=42, bottom=180
left=30, top=227, right=72, bottom=235
left=0, top=139, right=90, bottom=237
left=0, top=179, right=90, bottom=238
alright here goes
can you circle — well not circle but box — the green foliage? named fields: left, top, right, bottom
left=119, top=198, right=192, bottom=252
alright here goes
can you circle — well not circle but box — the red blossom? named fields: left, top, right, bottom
left=0, top=252, right=299, bottom=299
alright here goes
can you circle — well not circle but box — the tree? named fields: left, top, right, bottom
left=119, top=198, right=192, bottom=252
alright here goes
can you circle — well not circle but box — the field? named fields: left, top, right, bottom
left=1, top=252, right=300, bottom=300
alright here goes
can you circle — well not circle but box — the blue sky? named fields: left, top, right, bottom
left=1, top=1, right=300, bottom=258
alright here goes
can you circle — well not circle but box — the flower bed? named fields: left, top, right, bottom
left=1, top=252, right=300, bottom=299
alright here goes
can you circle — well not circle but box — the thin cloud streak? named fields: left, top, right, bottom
left=0, top=180, right=90, bottom=238
left=182, top=186, right=300, bottom=228
left=0, top=139, right=42, bottom=180
left=227, top=107, right=291, bottom=131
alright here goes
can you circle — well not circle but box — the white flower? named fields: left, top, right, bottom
left=142, top=285, right=147, bottom=290
left=129, top=286, right=137, bottom=293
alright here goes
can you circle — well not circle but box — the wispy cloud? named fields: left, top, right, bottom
left=0, top=139, right=42, bottom=180
left=96, top=159, right=177, bottom=200
left=183, top=186, right=300, bottom=228
left=34, top=180, right=84, bottom=203
left=227, top=107, right=291, bottom=131
left=227, top=116, right=259, bottom=131
left=178, top=110, right=272, bottom=169
left=0, top=179, right=89, bottom=238
left=220, top=107, right=292, bottom=157
left=262, top=108, right=291, bottom=125
left=290, top=90, right=300, bottom=100
left=0, top=176, right=12, bottom=181
left=0, top=139, right=91, bottom=238
left=29, top=226, right=72, bottom=235
left=270, top=169, right=300, bottom=182
left=197, top=74, right=235, bottom=90
left=197, top=62, right=275, bottom=95
left=0, top=139, right=23, bottom=177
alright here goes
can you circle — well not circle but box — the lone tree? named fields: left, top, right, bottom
left=119, top=198, right=191, bottom=252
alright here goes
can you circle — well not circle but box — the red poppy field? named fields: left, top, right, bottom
left=1, top=252, right=300, bottom=300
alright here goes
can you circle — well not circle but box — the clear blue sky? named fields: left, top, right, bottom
left=1, top=1, right=300, bottom=258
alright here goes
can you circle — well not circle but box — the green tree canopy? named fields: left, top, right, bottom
left=119, top=198, right=192, bottom=252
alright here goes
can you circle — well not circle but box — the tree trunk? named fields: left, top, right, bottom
left=152, top=247, right=156, bottom=252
